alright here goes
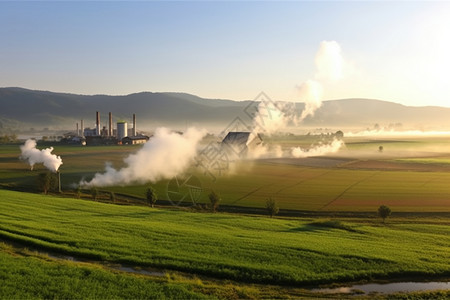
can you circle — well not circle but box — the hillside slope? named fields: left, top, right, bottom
left=1, top=87, right=449, bottom=131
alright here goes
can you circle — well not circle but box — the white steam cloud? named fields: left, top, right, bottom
left=315, top=40, right=344, bottom=81
left=298, top=79, right=324, bottom=121
left=244, top=41, right=346, bottom=159
left=20, top=139, right=63, bottom=172
left=298, top=40, right=345, bottom=121
left=250, top=101, right=292, bottom=138
left=248, top=41, right=345, bottom=138
left=80, top=127, right=206, bottom=187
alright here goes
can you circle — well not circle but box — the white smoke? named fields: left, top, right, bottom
left=315, top=40, right=344, bottom=81
left=79, top=127, right=206, bottom=187
left=20, top=139, right=63, bottom=172
left=244, top=42, right=346, bottom=158
left=298, top=79, right=324, bottom=121
left=249, top=101, right=292, bottom=139
left=298, top=40, right=345, bottom=121
left=248, top=41, right=345, bottom=136
left=291, top=138, right=344, bottom=158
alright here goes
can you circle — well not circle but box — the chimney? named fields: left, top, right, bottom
left=81, top=120, right=84, bottom=137
left=96, top=111, right=100, bottom=136
left=76, top=122, right=79, bottom=136
left=109, top=112, right=113, bottom=137
left=132, top=113, right=136, bottom=136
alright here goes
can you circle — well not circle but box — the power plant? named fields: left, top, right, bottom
left=72, top=112, right=149, bottom=146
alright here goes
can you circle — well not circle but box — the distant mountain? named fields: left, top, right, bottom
left=0, top=87, right=449, bottom=132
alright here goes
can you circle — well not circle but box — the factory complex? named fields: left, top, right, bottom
left=71, top=112, right=149, bottom=146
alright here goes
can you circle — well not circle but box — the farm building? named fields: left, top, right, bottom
left=222, top=132, right=263, bottom=157
left=122, top=135, right=150, bottom=145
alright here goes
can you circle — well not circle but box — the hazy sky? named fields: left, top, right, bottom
left=1, top=1, right=449, bottom=107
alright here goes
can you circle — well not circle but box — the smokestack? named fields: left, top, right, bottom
left=57, top=171, right=62, bottom=193
left=109, top=112, right=113, bottom=137
left=76, top=122, right=79, bottom=136
left=132, top=114, right=136, bottom=136
left=81, top=120, right=84, bottom=138
left=96, top=111, right=100, bottom=136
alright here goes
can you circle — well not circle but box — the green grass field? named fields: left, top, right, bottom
left=0, top=242, right=207, bottom=300
left=1, top=138, right=450, bottom=298
left=2, top=139, right=450, bottom=212
left=0, top=189, right=449, bottom=288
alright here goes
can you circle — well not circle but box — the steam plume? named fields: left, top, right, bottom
left=249, top=41, right=345, bottom=134
left=251, top=101, right=290, bottom=136
left=298, top=80, right=324, bottom=121
left=246, top=41, right=346, bottom=157
left=80, top=127, right=206, bottom=187
left=315, top=40, right=344, bottom=81
left=298, top=40, right=344, bottom=121
left=20, top=139, right=63, bottom=172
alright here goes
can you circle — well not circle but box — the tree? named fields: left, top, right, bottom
left=266, top=198, right=279, bottom=218
left=378, top=205, right=391, bottom=223
left=146, top=187, right=157, bottom=208
left=37, top=172, right=57, bottom=194
left=335, top=130, right=344, bottom=139
left=75, top=186, right=82, bottom=199
left=379, top=146, right=384, bottom=153
left=91, top=188, right=99, bottom=201
left=208, top=191, right=221, bottom=213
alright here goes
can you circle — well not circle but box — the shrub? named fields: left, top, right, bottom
left=146, top=187, right=157, bottom=208
left=378, top=205, right=392, bottom=223
left=208, top=191, right=221, bottom=213
left=75, top=186, right=82, bottom=199
left=37, top=172, right=57, bottom=195
left=266, top=198, right=279, bottom=218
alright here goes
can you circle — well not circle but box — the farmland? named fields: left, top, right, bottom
left=0, top=189, right=449, bottom=299
left=2, top=137, right=450, bottom=212
left=1, top=136, right=450, bottom=298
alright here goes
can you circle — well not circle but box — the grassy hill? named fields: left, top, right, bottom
left=1, top=87, right=450, bottom=131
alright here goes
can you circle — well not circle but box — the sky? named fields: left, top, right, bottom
left=1, top=1, right=450, bottom=107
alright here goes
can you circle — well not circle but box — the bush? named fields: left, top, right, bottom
left=146, top=187, right=157, bottom=208
left=75, top=186, right=82, bottom=199
left=37, top=172, right=57, bottom=195
left=208, top=191, right=221, bottom=213
left=266, top=198, right=279, bottom=218
left=378, top=205, right=391, bottom=223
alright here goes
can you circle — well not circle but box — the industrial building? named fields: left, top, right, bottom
left=76, top=112, right=147, bottom=146
left=122, top=135, right=150, bottom=145
left=117, top=121, right=127, bottom=141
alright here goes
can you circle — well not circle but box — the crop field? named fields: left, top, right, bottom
left=2, top=137, right=450, bottom=212
left=0, top=242, right=206, bottom=299
left=0, top=190, right=449, bottom=288
left=1, top=137, right=450, bottom=299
